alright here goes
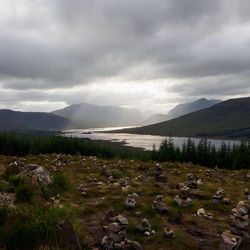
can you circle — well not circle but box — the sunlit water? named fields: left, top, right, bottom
left=62, top=126, right=239, bottom=151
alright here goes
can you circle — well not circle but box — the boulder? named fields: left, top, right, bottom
left=19, top=165, right=51, bottom=185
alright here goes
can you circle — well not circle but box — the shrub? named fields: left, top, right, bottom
left=0, top=206, right=66, bottom=250
left=15, top=184, right=34, bottom=203
left=112, top=171, right=123, bottom=179
left=0, top=206, right=8, bottom=225
left=52, top=173, right=68, bottom=192
left=8, top=176, right=24, bottom=187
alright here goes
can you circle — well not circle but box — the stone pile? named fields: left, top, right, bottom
left=185, top=173, right=199, bottom=199
left=163, top=225, right=175, bottom=239
left=244, top=188, right=250, bottom=210
left=51, top=154, right=66, bottom=172
left=221, top=200, right=249, bottom=249
left=119, top=177, right=131, bottom=189
left=0, top=192, right=15, bottom=209
left=204, top=169, right=213, bottom=178
left=174, top=186, right=193, bottom=207
left=152, top=195, right=168, bottom=213
left=125, top=194, right=136, bottom=208
left=77, top=184, right=88, bottom=196
left=154, top=163, right=168, bottom=189
left=212, top=188, right=230, bottom=205
left=230, top=202, right=249, bottom=237
left=197, top=208, right=213, bottom=220
left=245, top=173, right=250, bottom=182
left=102, top=215, right=141, bottom=250
left=140, top=218, right=155, bottom=236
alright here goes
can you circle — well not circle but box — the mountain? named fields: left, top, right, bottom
left=52, top=103, right=145, bottom=128
left=0, top=109, right=74, bottom=131
left=166, top=98, right=221, bottom=120
left=141, top=98, right=221, bottom=125
left=115, top=97, right=250, bottom=138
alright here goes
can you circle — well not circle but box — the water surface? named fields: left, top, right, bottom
left=63, top=127, right=239, bottom=151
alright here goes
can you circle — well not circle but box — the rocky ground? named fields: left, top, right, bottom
left=0, top=154, right=250, bottom=250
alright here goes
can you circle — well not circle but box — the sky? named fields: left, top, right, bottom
left=0, top=0, right=250, bottom=115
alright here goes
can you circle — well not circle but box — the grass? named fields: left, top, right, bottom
left=0, top=154, right=249, bottom=250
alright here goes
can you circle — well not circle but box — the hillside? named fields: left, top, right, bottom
left=0, top=154, right=249, bottom=249
left=116, top=97, right=250, bottom=138
left=0, top=109, right=74, bottom=131
left=166, top=98, right=221, bottom=120
left=53, top=103, right=145, bottom=128
left=141, top=98, right=221, bottom=125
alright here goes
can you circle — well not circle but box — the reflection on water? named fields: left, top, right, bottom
left=62, top=127, right=239, bottom=151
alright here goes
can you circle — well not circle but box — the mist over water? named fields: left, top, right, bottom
left=63, top=127, right=239, bottom=151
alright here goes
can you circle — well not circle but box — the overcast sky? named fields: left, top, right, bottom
left=0, top=0, right=250, bottom=115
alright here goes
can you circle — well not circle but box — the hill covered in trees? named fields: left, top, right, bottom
left=0, top=110, right=74, bottom=131
left=119, top=97, right=250, bottom=139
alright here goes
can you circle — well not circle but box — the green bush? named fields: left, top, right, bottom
left=52, top=173, right=68, bottom=192
left=15, top=184, right=34, bottom=203
left=0, top=206, right=8, bottom=225
left=8, top=176, right=25, bottom=187
left=0, top=206, right=66, bottom=250
left=112, top=171, right=123, bottom=179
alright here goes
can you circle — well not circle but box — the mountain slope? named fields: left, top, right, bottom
left=166, top=98, right=221, bottom=120
left=53, top=103, right=145, bottom=128
left=141, top=98, right=221, bottom=125
left=116, top=97, right=250, bottom=138
left=0, top=110, right=74, bottom=131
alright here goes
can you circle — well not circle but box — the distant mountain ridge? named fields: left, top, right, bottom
left=52, top=103, right=145, bottom=128
left=116, top=97, right=250, bottom=139
left=0, top=109, right=74, bottom=131
left=141, top=98, right=221, bottom=125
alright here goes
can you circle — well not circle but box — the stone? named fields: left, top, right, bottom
left=102, top=215, right=141, bottom=250
left=174, top=186, right=193, bottom=207
left=19, top=165, right=51, bottom=185
left=163, top=225, right=175, bottom=239
left=212, top=188, right=228, bottom=205
left=174, top=195, right=193, bottom=207
left=152, top=195, right=168, bottom=213
left=140, top=218, right=152, bottom=234
left=197, top=208, right=213, bottom=220
left=221, top=230, right=242, bottom=250
left=125, top=196, right=136, bottom=207
left=187, top=173, right=194, bottom=181
left=245, top=173, right=250, bottom=182
left=0, top=192, right=15, bottom=209
left=154, top=163, right=168, bottom=189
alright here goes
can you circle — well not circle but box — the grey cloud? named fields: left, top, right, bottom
left=0, top=0, right=250, bottom=112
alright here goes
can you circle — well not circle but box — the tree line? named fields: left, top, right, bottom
left=0, top=132, right=249, bottom=169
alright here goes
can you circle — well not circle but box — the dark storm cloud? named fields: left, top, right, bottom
left=0, top=0, right=250, bottom=111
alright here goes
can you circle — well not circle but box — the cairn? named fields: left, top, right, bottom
left=0, top=192, right=15, bottom=209
left=185, top=173, right=199, bottom=199
left=154, top=163, right=168, bottom=189
left=102, top=215, right=141, bottom=250
left=163, top=225, right=175, bottom=239
left=140, top=218, right=154, bottom=236
left=119, top=177, right=131, bottom=189
left=152, top=195, right=168, bottom=213
left=212, top=188, right=230, bottom=205
left=125, top=194, right=136, bottom=208
left=77, top=184, right=88, bottom=196
left=221, top=200, right=249, bottom=249
left=197, top=208, right=213, bottom=220
left=174, top=186, right=193, bottom=207
left=244, top=188, right=250, bottom=210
